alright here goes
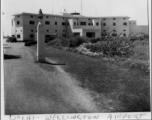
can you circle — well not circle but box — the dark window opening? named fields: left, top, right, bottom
left=96, top=22, right=99, bottom=26
left=113, top=18, right=116, bottom=20
left=80, top=22, right=86, bottom=25
left=55, top=22, right=57, bottom=25
left=103, top=30, right=106, bottom=32
left=46, top=30, right=49, bottom=32
left=88, top=23, right=90, bottom=25
left=46, top=16, right=49, bottom=18
left=73, top=33, right=80, bottom=37
left=62, top=34, right=66, bottom=37
left=67, top=22, right=69, bottom=25
left=113, top=30, right=116, bottom=31
left=55, top=30, right=57, bottom=32
left=31, top=30, right=34, bottom=32
left=88, top=19, right=90, bottom=20
left=103, top=23, right=106, bottom=26
left=17, top=35, right=20, bottom=38
left=45, top=21, right=50, bottom=25
left=29, top=21, right=35, bottom=25
left=21, top=30, right=22, bottom=32
left=74, top=22, right=76, bottom=25
left=77, top=23, right=79, bottom=25
left=30, top=34, right=34, bottom=38
left=123, top=33, right=126, bottom=36
left=86, top=32, right=95, bottom=38
left=123, top=30, right=126, bottom=31
left=134, top=22, right=136, bottom=24
left=18, top=16, right=20, bottom=17
left=63, top=18, right=65, bottom=19
left=123, top=18, right=126, bottom=20
left=112, top=33, right=117, bottom=36
left=17, top=21, right=20, bottom=24
left=123, top=22, right=127, bottom=26
left=63, top=30, right=65, bottom=32
left=62, top=22, right=65, bottom=26
left=103, top=18, right=106, bottom=20
left=31, top=16, right=33, bottom=18
left=113, top=23, right=116, bottom=26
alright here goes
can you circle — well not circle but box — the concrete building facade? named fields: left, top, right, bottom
left=11, top=12, right=148, bottom=41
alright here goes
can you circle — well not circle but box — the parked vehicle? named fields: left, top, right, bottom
left=6, top=36, right=17, bottom=42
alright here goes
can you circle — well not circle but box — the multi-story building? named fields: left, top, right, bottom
left=11, top=12, right=148, bottom=41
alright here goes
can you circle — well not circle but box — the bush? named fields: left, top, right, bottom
left=48, top=37, right=87, bottom=48
left=88, top=37, right=101, bottom=43
left=86, top=36, right=135, bottom=57
left=24, top=41, right=37, bottom=46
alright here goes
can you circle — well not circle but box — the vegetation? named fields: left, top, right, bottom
left=24, top=40, right=37, bottom=46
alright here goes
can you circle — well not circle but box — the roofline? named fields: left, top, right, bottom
left=12, top=12, right=130, bottom=19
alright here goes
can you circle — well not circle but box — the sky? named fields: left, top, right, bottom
left=1, top=0, right=150, bottom=36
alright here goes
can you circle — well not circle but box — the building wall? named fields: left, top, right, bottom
left=101, top=17, right=129, bottom=37
left=12, top=13, right=147, bottom=41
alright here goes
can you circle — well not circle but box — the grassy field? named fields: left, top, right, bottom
left=31, top=41, right=150, bottom=112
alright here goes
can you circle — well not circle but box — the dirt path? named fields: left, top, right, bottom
left=4, top=43, right=101, bottom=114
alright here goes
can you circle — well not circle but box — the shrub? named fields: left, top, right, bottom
left=88, top=37, right=101, bottom=43
left=86, top=36, right=135, bottom=57
left=48, top=37, right=87, bottom=48
left=24, top=41, right=37, bottom=46
left=128, top=60, right=149, bottom=73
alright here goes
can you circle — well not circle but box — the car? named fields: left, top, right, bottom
left=6, top=36, right=17, bottom=42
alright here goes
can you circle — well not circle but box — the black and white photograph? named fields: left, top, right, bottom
left=1, top=0, right=151, bottom=119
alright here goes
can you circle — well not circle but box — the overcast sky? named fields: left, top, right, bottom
left=2, top=0, right=150, bottom=36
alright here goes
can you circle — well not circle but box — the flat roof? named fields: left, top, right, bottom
left=12, top=12, right=130, bottom=19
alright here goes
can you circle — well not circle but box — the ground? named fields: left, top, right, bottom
left=4, top=42, right=150, bottom=114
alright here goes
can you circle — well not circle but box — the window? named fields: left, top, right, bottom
left=123, top=33, right=126, bottom=36
left=113, top=18, right=116, bottom=20
left=134, top=22, right=136, bottom=24
left=16, top=30, right=17, bottom=32
left=123, top=22, right=127, bottom=26
left=45, top=21, right=50, bottom=25
left=112, top=33, right=117, bottom=36
left=17, top=21, right=20, bottom=25
left=88, top=19, right=90, bottom=20
left=55, top=30, right=57, bottom=32
left=103, top=18, right=106, bottom=20
left=30, top=34, right=34, bottom=38
left=17, top=35, right=20, bottom=38
left=21, top=30, right=22, bottom=32
left=55, top=22, right=57, bottom=25
left=46, top=30, right=49, bottom=32
left=103, top=23, right=106, bottom=26
left=123, top=18, right=126, bottom=20
left=63, top=18, right=65, bottom=20
left=63, top=30, right=65, bottom=32
left=31, top=30, right=34, bottom=32
left=113, top=23, right=116, bottom=26
left=77, top=23, right=79, bottom=25
left=113, top=30, right=116, bottom=32
left=62, top=34, right=66, bottom=37
left=88, top=23, right=90, bottom=25
left=74, top=22, right=76, bottom=25
left=29, top=21, right=35, bottom=25
left=46, top=16, right=49, bottom=18
left=80, top=22, right=86, bottom=25
left=103, top=30, right=106, bottom=32
left=96, top=22, right=99, bottom=26
left=62, top=22, right=65, bottom=26
left=123, top=30, right=126, bottom=31
left=31, top=16, right=33, bottom=18
left=18, top=16, right=20, bottom=17
left=67, top=22, right=69, bottom=25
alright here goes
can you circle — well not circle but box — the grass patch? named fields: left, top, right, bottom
left=31, top=45, right=150, bottom=112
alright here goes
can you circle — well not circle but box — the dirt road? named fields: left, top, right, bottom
left=4, top=43, right=101, bottom=114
